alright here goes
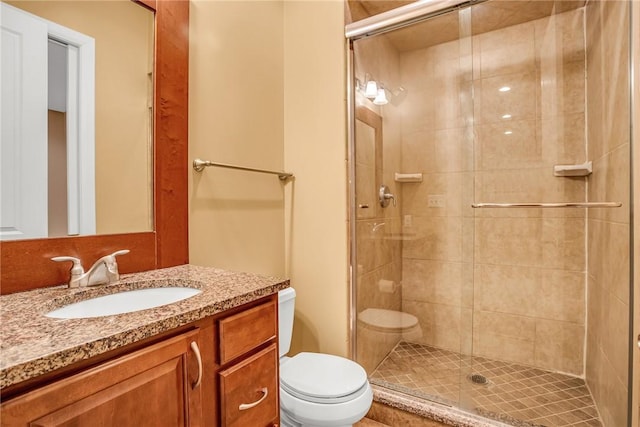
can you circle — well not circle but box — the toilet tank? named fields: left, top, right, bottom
left=278, top=288, right=296, bottom=357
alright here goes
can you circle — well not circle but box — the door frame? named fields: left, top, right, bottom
left=45, top=15, right=96, bottom=236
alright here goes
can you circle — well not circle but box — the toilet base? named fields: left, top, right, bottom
left=280, top=410, right=353, bottom=427
left=279, top=382, right=372, bottom=427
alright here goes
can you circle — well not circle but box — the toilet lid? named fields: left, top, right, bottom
left=280, top=352, right=368, bottom=403
left=358, top=308, right=418, bottom=331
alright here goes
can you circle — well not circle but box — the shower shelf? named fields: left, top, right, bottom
left=553, top=161, right=592, bottom=177
left=395, top=173, right=423, bottom=182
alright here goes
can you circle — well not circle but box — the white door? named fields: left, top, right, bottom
left=1, top=3, right=48, bottom=240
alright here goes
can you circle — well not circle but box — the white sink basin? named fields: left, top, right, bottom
left=45, top=287, right=202, bottom=319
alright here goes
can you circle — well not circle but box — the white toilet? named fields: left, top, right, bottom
left=278, top=288, right=373, bottom=427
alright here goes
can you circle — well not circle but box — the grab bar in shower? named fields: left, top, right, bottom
left=471, top=202, right=622, bottom=208
left=192, top=158, right=294, bottom=181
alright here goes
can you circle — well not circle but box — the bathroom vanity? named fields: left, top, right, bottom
left=0, top=265, right=288, bottom=427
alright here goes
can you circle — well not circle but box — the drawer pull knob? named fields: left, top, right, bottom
left=190, top=341, right=203, bottom=389
left=239, top=387, right=268, bottom=410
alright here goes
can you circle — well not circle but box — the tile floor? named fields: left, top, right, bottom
left=369, top=342, right=603, bottom=427
left=355, top=419, right=389, bottom=427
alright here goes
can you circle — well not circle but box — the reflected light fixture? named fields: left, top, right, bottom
left=364, top=80, right=378, bottom=98
left=357, top=74, right=403, bottom=106
left=373, top=87, right=389, bottom=105
left=390, top=86, right=407, bottom=106
left=499, top=86, right=511, bottom=92
left=504, top=130, right=513, bottom=135
left=502, top=114, right=512, bottom=119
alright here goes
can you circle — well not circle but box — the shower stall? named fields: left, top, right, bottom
left=346, top=1, right=635, bottom=426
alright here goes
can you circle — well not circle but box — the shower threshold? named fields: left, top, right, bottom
left=369, top=342, right=603, bottom=427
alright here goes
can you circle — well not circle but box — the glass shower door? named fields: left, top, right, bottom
left=351, top=4, right=476, bottom=409
left=350, top=1, right=632, bottom=425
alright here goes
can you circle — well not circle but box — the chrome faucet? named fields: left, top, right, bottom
left=52, top=250, right=130, bottom=288
left=379, top=185, right=397, bottom=208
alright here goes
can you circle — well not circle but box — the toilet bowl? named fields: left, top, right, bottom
left=278, top=288, right=373, bottom=427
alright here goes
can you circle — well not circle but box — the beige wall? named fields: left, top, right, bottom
left=8, top=1, right=154, bottom=235
left=188, top=0, right=349, bottom=357
left=47, top=111, right=68, bottom=237
left=283, top=0, right=348, bottom=357
left=585, top=1, right=631, bottom=426
left=189, top=0, right=285, bottom=277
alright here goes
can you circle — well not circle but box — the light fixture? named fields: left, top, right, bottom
left=364, top=80, right=378, bottom=98
left=356, top=74, right=404, bottom=106
left=499, top=86, right=511, bottom=92
left=373, top=87, right=389, bottom=105
left=504, top=130, right=513, bottom=135
left=502, top=114, right=512, bottom=119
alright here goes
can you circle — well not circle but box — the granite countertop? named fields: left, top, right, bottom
left=0, top=264, right=290, bottom=390
left=372, top=386, right=513, bottom=427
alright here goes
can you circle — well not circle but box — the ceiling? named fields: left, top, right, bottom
left=348, top=0, right=586, bottom=52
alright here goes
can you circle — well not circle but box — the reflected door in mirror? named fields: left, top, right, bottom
left=1, top=4, right=48, bottom=240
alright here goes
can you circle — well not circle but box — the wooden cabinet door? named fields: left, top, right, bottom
left=1, top=329, right=203, bottom=427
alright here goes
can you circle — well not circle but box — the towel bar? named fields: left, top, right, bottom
left=193, top=158, right=293, bottom=181
left=471, top=202, right=621, bottom=208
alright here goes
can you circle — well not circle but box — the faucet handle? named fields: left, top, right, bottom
left=103, top=249, right=130, bottom=281
left=379, top=185, right=397, bottom=208
left=51, top=256, right=85, bottom=276
left=84, top=250, right=129, bottom=286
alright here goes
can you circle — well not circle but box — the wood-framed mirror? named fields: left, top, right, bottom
left=0, top=0, right=189, bottom=295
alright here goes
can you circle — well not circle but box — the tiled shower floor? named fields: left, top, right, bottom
left=369, top=342, right=603, bottom=427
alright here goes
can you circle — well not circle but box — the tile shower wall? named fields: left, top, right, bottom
left=400, top=8, right=588, bottom=374
left=352, top=0, right=404, bottom=373
left=400, top=34, right=475, bottom=355
left=585, top=1, right=630, bottom=426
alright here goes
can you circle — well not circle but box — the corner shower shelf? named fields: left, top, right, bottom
left=394, top=172, right=423, bottom=182
left=553, top=161, right=592, bottom=177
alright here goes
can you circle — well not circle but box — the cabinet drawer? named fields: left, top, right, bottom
left=219, top=299, right=276, bottom=364
left=219, top=344, right=278, bottom=427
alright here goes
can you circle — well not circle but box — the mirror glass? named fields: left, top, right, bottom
left=355, top=107, right=382, bottom=220
left=1, top=0, right=154, bottom=241
left=355, top=119, right=376, bottom=219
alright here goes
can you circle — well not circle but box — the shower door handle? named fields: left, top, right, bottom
left=379, top=185, right=397, bottom=208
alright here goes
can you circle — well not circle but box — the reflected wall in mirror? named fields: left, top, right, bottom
left=1, top=0, right=154, bottom=240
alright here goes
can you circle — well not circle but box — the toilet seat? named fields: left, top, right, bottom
left=358, top=308, right=418, bottom=332
left=280, top=352, right=369, bottom=404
